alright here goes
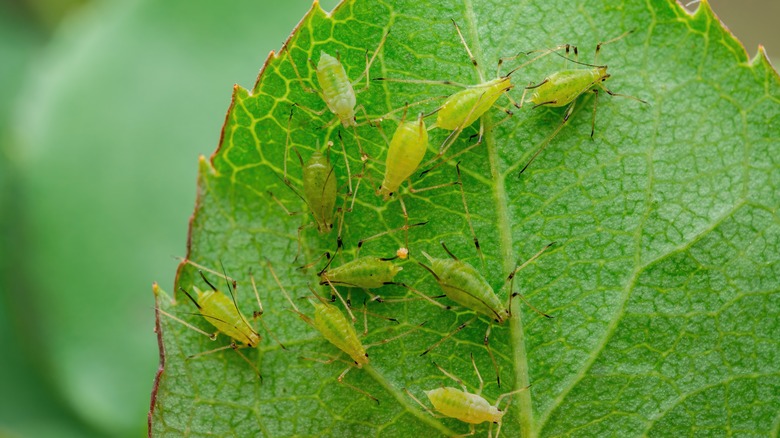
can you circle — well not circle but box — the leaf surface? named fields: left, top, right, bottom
left=151, top=0, right=780, bottom=436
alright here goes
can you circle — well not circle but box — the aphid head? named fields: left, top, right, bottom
left=598, top=67, right=610, bottom=80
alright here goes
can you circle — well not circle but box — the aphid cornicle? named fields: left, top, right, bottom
left=417, top=241, right=554, bottom=385
left=156, top=260, right=285, bottom=380
left=405, top=354, right=529, bottom=438
left=517, top=31, right=648, bottom=174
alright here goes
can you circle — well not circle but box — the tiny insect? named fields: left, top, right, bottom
left=269, top=107, right=348, bottom=258
left=377, top=112, right=429, bottom=200
left=517, top=31, right=648, bottom=174
left=155, top=260, right=284, bottom=380
left=416, top=241, right=554, bottom=386
left=285, top=31, right=389, bottom=159
left=376, top=20, right=531, bottom=172
left=405, top=353, right=529, bottom=438
left=268, top=261, right=422, bottom=402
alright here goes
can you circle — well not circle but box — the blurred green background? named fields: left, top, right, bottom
left=0, top=0, right=775, bottom=436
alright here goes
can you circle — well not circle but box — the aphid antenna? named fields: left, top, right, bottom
left=350, top=29, right=390, bottom=91
left=433, top=361, right=468, bottom=391
left=594, top=29, right=635, bottom=64
left=157, top=301, right=216, bottom=340
left=364, top=320, right=426, bottom=349
left=469, top=352, right=485, bottom=395
left=420, top=315, right=478, bottom=356
left=335, top=131, right=355, bottom=199
left=284, top=105, right=307, bottom=182
left=248, top=271, right=287, bottom=350
left=178, top=258, right=238, bottom=284
left=450, top=19, right=484, bottom=82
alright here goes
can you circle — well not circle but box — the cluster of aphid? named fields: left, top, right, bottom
left=161, top=19, right=647, bottom=436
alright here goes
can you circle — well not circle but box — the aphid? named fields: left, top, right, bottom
left=517, top=31, right=648, bottom=174
left=156, top=260, right=284, bottom=380
left=269, top=107, right=345, bottom=257
left=405, top=354, right=529, bottom=438
left=285, top=31, right=389, bottom=158
left=377, top=112, right=429, bottom=200
left=376, top=20, right=529, bottom=170
left=417, top=242, right=554, bottom=385
left=268, top=261, right=422, bottom=402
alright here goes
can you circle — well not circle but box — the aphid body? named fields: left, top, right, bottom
left=434, top=76, right=512, bottom=131
left=421, top=251, right=507, bottom=323
left=311, top=299, right=368, bottom=366
left=302, top=150, right=337, bottom=233
left=379, top=115, right=429, bottom=199
left=320, top=256, right=403, bottom=289
left=316, top=52, right=358, bottom=127
left=527, top=66, right=608, bottom=108
left=191, top=285, right=259, bottom=347
left=426, top=387, right=502, bottom=424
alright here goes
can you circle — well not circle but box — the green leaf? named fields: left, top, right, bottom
left=151, top=0, right=780, bottom=436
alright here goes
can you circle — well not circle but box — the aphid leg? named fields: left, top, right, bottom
left=355, top=221, right=427, bottom=258
left=420, top=315, right=478, bottom=356
left=518, top=101, right=574, bottom=176
left=403, top=388, right=444, bottom=418
left=454, top=162, right=485, bottom=268
left=596, top=82, right=649, bottom=105
left=482, top=324, right=501, bottom=387
left=390, top=282, right=451, bottom=310
left=248, top=272, right=286, bottom=350
left=267, top=260, right=317, bottom=328
left=590, top=88, right=600, bottom=138
left=352, top=30, right=390, bottom=92
left=189, top=342, right=263, bottom=381
left=337, top=366, right=379, bottom=403
left=364, top=321, right=426, bottom=349
left=505, top=242, right=556, bottom=318
left=283, top=44, right=318, bottom=95
left=469, top=352, right=485, bottom=394
left=323, top=277, right=357, bottom=322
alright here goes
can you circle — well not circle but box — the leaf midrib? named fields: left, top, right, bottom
left=460, top=1, right=536, bottom=437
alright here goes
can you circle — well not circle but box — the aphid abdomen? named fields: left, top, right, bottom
left=429, top=258, right=507, bottom=322
left=197, top=288, right=260, bottom=347
left=323, top=257, right=403, bottom=289
left=379, top=119, right=429, bottom=197
left=436, top=77, right=511, bottom=130
left=531, top=68, right=603, bottom=107
left=425, top=387, right=501, bottom=424
left=302, top=151, right=337, bottom=234
left=313, top=302, right=368, bottom=366
left=316, top=52, right=357, bottom=127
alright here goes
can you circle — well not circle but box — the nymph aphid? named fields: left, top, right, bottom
left=517, top=31, right=648, bottom=174
left=156, top=260, right=284, bottom=380
left=405, top=353, right=529, bottom=438
left=268, top=261, right=422, bottom=402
